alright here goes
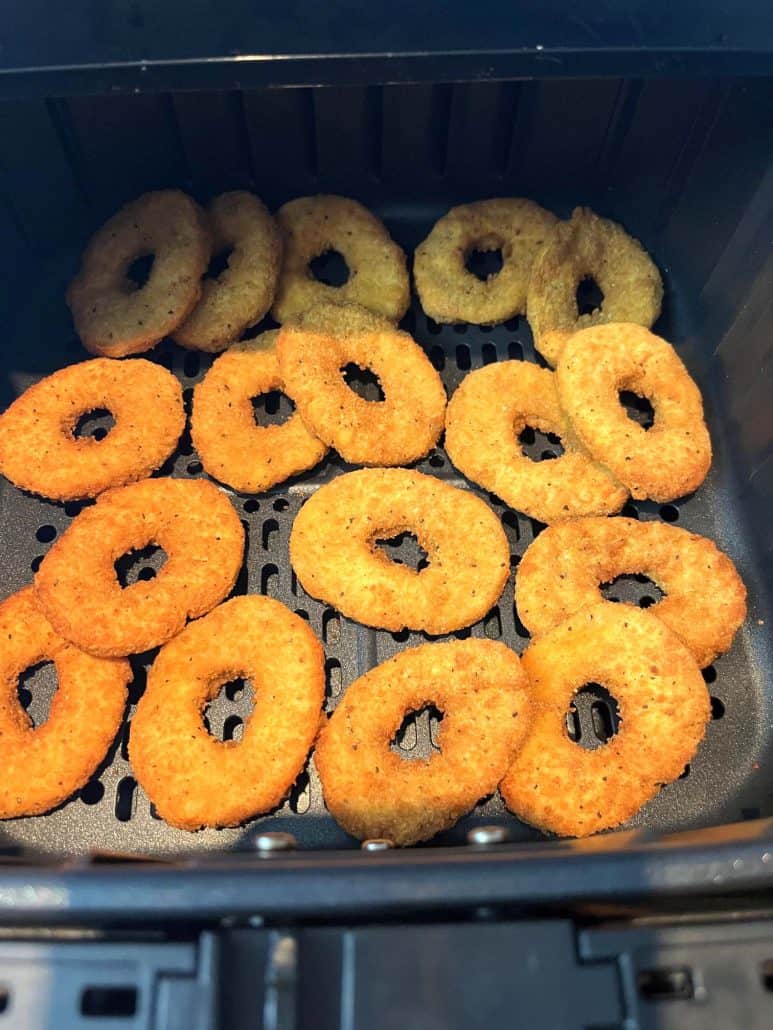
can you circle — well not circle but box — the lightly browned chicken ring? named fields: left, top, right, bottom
left=527, top=206, right=663, bottom=366
left=444, top=360, right=628, bottom=523
left=34, top=477, right=245, bottom=657
left=556, top=323, right=712, bottom=501
left=316, top=639, right=531, bottom=845
left=271, top=195, right=410, bottom=323
left=129, top=595, right=325, bottom=830
left=515, top=516, right=747, bottom=668
left=0, top=587, right=130, bottom=818
left=500, top=603, right=711, bottom=837
left=191, top=330, right=327, bottom=493
left=67, top=190, right=211, bottom=358
left=414, top=198, right=557, bottom=325
left=174, top=191, right=282, bottom=353
left=289, top=468, right=510, bottom=634
left=276, top=302, right=446, bottom=467
left=0, top=358, right=184, bottom=501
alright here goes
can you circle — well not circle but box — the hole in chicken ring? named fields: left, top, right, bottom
left=34, top=477, right=245, bottom=657
left=316, top=639, right=531, bottom=845
left=515, top=516, right=747, bottom=668
left=444, top=360, right=628, bottom=523
left=67, top=190, right=211, bottom=358
left=500, top=603, right=711, bottom=837
left=129, top=595, right=325, bottom=830
left=556, top=324, right=712, bottom=502
left=289, top=468, right=510, bottom=634
left=0, top=587, right=129, bottom=818
left=0, top=358, right=185, bottom=501
left=527, top=207, right=663, bottom=367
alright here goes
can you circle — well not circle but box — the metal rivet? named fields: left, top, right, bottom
left=361, top=838, right=395, bottom=851
left=466, top=825, right=509, bottom=846
left=253, top=831, right=297, bottom=853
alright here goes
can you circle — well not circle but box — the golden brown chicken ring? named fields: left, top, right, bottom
left=276, top=304, right=446, bottom=467
left=444, top=360, right=627, bottom=523
left=414, top=198, right=557, bottom=325
left=191, top=330, right=327, bottom=493
left=0, top=358, right=184, bottom=501
left=271, top=195, right=409, bottom=323
left=129, top=595, right=325, bottom=830
left=527, top=207, right=663, bottom=366
left=289, top=468, right=510, bottom=634
left=34, top=477, right=245, bottom=657
left=500, top=603, right=710, bottom=837
left=556, top=324, right=712, bottom=501
left=174, top=191, right=282, bottom=353
left=316, top=638, right=531, bottom=845
left=515, top=516, right=747, bottom=668
left=0, top=587, right=130, bottom=818
left=67, top=190, right=211, bottom=357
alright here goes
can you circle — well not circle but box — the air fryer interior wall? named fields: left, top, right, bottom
left=0, top=77, right=771, bottom=858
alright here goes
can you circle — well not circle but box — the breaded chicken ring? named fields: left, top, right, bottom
left=414, top=198, right=557, bottom=325
left=276, top=303, right=446, bottom=466
left=191, top=330, right=327, bottom=493
left=129, top=595, right=325, bottom=830
left=271, top=195, right=409, bottom=323
left=67, top=190, right=211, bottom=358
left=516, top=517, right=747, bottom=668
left=289, top=468, right=510, bottom=634
left=0, top=358, right=185, bottom=501
left=445, top=361, right=627, bottom=523
left=316, top=639, right=530, bottom=845
left=556, top=324, right=712, bottom=501
left=500, top=604, right=710, bottom=837
left=34, top=478, right=244, bottom=657
left=0, top=587, right=129, bottom=818
left=527, top=207, right=663, bottom=366
left=174, top=191, right=282, bottom=353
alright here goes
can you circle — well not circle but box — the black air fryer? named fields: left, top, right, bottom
left=0, top=3, right=772, bottom=1027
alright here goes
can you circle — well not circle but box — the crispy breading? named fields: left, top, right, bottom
left=500, top=603, right=711, bottom=837
left=271, top=195, right=409, bottom=323
left=34, top=478, right=245, bottom=657
left=174, top=191, right=282, bottom=353
left=527, top=207, right=663, bottom=366
left=0, top=357, right=184, bottom=500
left=556, top=324, right=711, bottom=501
left=316, top=639, right=531, bottom=845
left=0, top=587, right=129, bottom=818
left=414, top=198, right=557, bottom=325
left=67, top=190, right=211, bottom=357
left=516, top=516, right=747, bottom=667
left=191, top=330, right=327, bottom=493
left=289, top=468, right=509, bottom=634
left=276, top=304, right=446, bottom=467
left=130, top=595, right=325, bottom=830
left=445, top=360, right=627, bottom=523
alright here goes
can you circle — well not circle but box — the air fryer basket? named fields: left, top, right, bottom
left=0, top=77, right=771, bottom=867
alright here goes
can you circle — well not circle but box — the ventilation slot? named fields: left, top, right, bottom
left=322, top=609, right=341, bottom=644
left=114, top=777, right=137, bottom=823
left=81, top=986, right=138, bottom=1017
left=325, top=658, right=342, bottom=699
left=262, top=518, right=279, bottom=551
left=637, top=966, right=694, bottom=1001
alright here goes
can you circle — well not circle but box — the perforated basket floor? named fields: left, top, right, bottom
left=0, top=211, right=769, bottom=858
